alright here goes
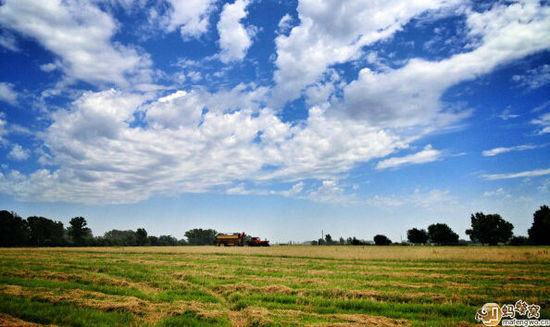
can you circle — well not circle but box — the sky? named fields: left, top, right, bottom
left=0, top=0, right=549, bottom=243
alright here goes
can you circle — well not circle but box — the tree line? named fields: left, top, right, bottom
left=0, top=211, right=219, bottom=247
left=1, top=205, right=549, bottom=247
left=314, top=205, right=550, bottom=246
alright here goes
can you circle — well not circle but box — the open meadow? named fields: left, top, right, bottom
left=0, top=246, right=549, bottom=326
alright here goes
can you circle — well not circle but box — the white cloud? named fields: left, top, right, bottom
left=40, top=62, right=59, bottom=73
left=304, top=180, right=358, bottom=205
left=0, top=30, right=19, bottom=51
left=8, top=144, right=30, bottom=161
left=277, top=14, right=293, bottom=35
left=367, top=189, right=456, bottom=210
left=482, top=168, right=550, bottom=180
left=340, top=1, right=550, bottom=130
left=538, top=178, right=550, bottom=192
left=217, top=0, right=253, bottom=63
left=482, top=144, right=541, bottom=157
left=271, top=0, right=465, bottom=106
left=0, top=82, right=17, bottom=105
left=497, top=108, right=519, bottom=120
left=162, top=0, right=216, bottom=39
left=532, top=112, right=550, bottom=134
left=0, top=87, right=408, bottom=204
left=0, top=0, right=152, bottom=87
left=0, top=117, right=7, bottom=142
left=512, top=64, right=550, bottom=90
left=483, top=188, right=510, bottom=198
left=376, top=145, right=442, bottom=170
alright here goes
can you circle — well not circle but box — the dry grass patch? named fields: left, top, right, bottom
left=0, top=313, right=58, bottom=327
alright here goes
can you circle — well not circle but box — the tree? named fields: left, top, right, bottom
left=339, top=237, right=345, bottom=245
left=465, top=212, right=514, bottom=245
left=528, top=205, right=550, bottom=245
left=428, top=223, right=459, bottom=245
left=148, top=235, right=159, bottom=246
left=136, top=228, right=148, bottom=246
left=27, top=216, right=65, bottom=246
left=0, top=210, right=29, bottom=246
left=103, top=230, right=137, bottom=246
left=67, top=217, right=92, bottom=246
left=509, top=236, right=529, bottom=246
left=373, top=234, right=391, bottom=245
left=185, top=228, right=217, bottom=245
left=158, top=235, right=178, bottom=246
left=407, top=228, right=429, bottom=244
left=324, top=233, right=333, bottom=245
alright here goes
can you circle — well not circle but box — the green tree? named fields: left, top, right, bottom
left=27, top=216, right=65, bottom=246
left=428, top=223, right=459, bottom=245
left=324, top=233, right=333, bottom=245
left=528, top=205, right=550, bottom=245
left=465, top=212, right=514, bottom=245
left=509, top=236, right=529, bottom=245
left=373, top=234, right=391, bottom=245
left=0, top=210, right=29, bottom=246
left=67, top=217, right=92, bottom=246
left=407, top=228, right=429, bottom=244
left=136, top=228, right=148, bottom=246
left=185, top=228, right=217, bottom=245
left=103, top=230, right=137, bottom=246
left=158, top=235, right=178, bottom=246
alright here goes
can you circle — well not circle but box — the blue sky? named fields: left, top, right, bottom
left=0, top=0, right=549, bottom=243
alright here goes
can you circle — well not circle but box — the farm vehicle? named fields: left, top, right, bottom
left=215, top=232, right=270, bottom=246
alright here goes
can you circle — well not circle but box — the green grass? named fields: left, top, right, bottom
left=0, top=246, right=549, bottom=326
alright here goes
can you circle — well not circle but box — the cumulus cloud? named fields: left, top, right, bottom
left=217, top=0, right=254, bottom=63
left=1, top=0, right=549, bottom=206
left=277, top=14, right=293, bottom=35
left=0, top=87, right=407, bottom=204
left=482, top=144, right=541, bottom=157
left=376, top=145, right=442, bottom=170
left=0, top=82, right=17, bottom=105
left=162, top=0, right=216, bottom=39
left=8, top=144, right=30, bottom=161
left=0, top=0, right=152, bottom=87
left=482, top=168, right=550, bottom=180
left=271, top=0, right=464, bottom=106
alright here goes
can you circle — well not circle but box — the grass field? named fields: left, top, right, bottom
left=0, top=246, right=549, bottom=326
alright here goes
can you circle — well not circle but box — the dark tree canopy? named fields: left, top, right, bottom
left=185, top=228, right=217, bottom=245
left=509, top=236, right=529, bottom=246
left=27, top=216, right=65, bottom=246
left=68, top=217, right=92, bottom=246
left=136, top=228, right=148, bottom=246
left=528, top=205, right=550, bottom=245
left=324, top=233, right=333, bottom=244
left=373, top=234, right=392, bottom=245
left=407, top=228, right=429, bottom=244
left=158, top=235, right=179, bottom=246
left=103, top=229, right=137, bottom=246
left=428, top=223, right=459, bottom=245
left=0, top=210, right=29, bottom=247
left=465, top=212, right=514, bottom=245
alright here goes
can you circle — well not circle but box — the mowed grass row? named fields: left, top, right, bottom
left=0, top=246, right=549, bottom=326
